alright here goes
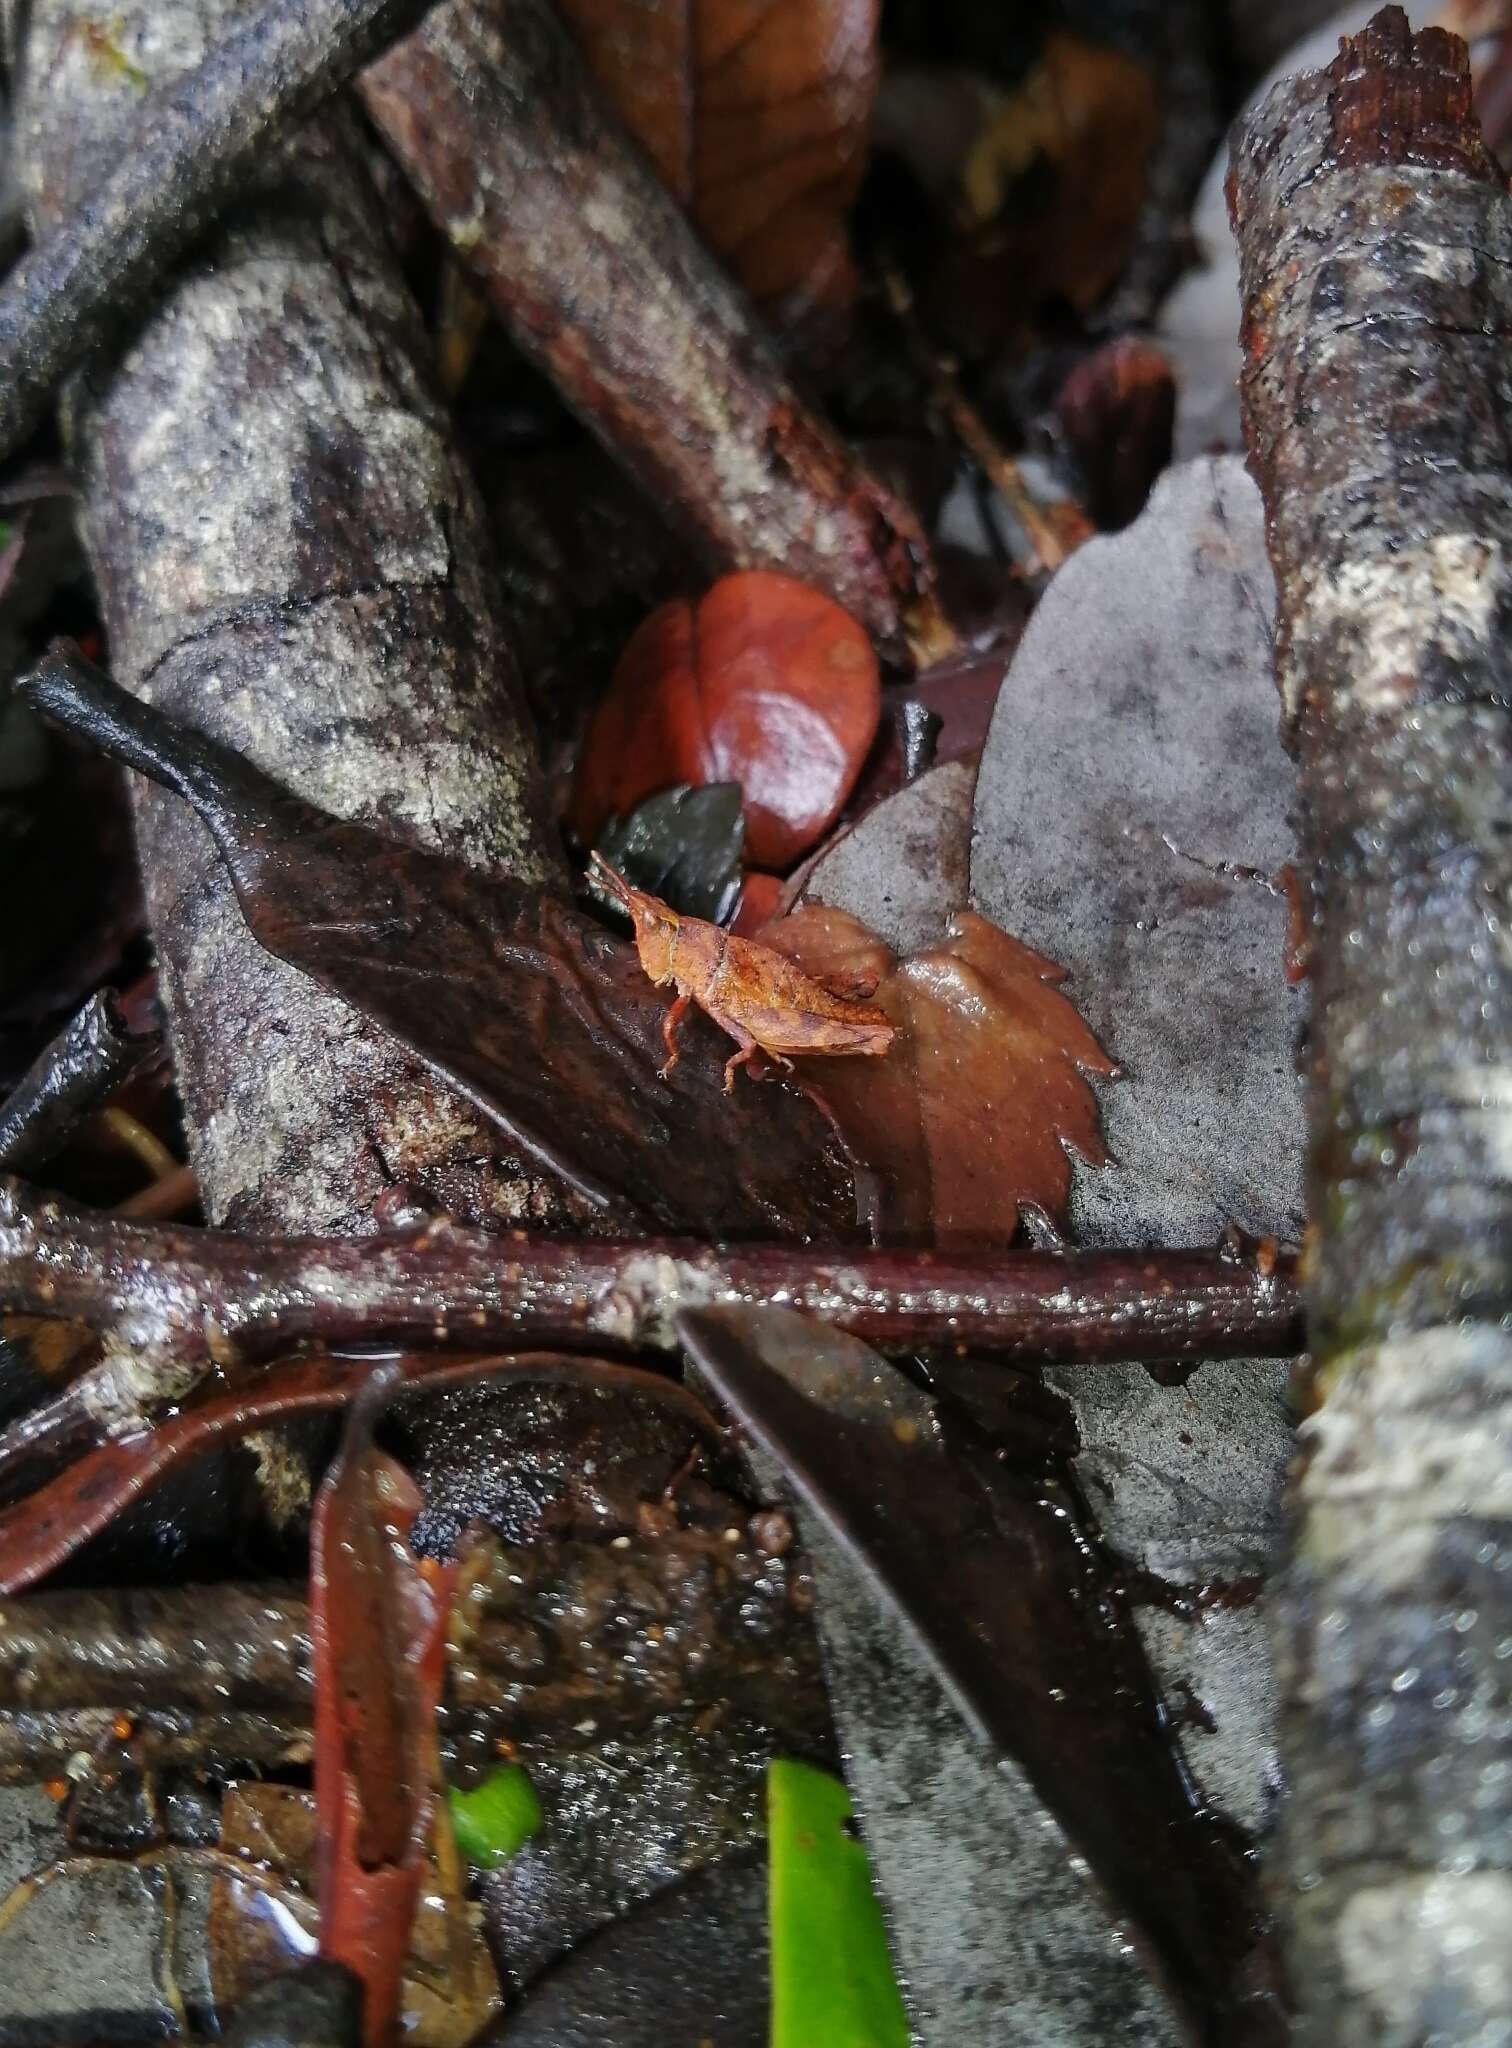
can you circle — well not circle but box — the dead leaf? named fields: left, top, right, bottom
left=20, top=646, right=859, bottom=1241
left=556, top=0, right=878, bottom=314
left=311, top=1373, right=454, bottom=2048
left=572, top=571, right=881, bottom=870
left=970, top=454, right=1300, bottom=1846
left=875, top=35, right=1158, bottom=352
left=210, top=1783, right=498, bottom=2048
left=763, top=903, right=1115, bottom=1249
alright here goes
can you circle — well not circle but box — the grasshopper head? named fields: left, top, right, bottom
left=590, top=851, right=679, bottom=983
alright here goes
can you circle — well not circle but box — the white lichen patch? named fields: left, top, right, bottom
left=1300, top=1326, right=1512, bottom=1543
left=1295, top=536, right=1503, bottom=711
left=1337, top=1871, right=1512, bottom=2034
left=587, top=1253, right=724, bottom=1350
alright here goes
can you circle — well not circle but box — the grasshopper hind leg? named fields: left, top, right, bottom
left=715, top=1018, right=791, bottom=1093
left=658, top=990, right=693, bottom=1077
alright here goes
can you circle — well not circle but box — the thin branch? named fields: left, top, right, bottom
left=0, top=1175, right=1301, bottom=1371
left=0, top=992, right=162, bottom=1173
left=0, top=0, right=438, bottom=463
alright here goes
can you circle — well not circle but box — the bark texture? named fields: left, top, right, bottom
left=360, top=0, right=946, bottom=664
left=0, top=1177, right=1303, bottom=1375
left=1232, top=13, right=1512, bottom=2041
left=0, top=0, right=435, bottom=464
left=16, top=0, right=563, bottom=1242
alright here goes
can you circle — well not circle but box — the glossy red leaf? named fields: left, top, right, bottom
left=573, top=570, right=881, bottom=869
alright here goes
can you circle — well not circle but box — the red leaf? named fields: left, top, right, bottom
left=731, top=871, right=787, bottom=936
left=0, top=1351, right=722, bottom=1596
left=573, top=570, right=881, bottom=869
left=311, top=1369, right=451, bottom=2048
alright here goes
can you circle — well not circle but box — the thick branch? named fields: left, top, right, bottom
left=0, top=0, right=435, bottom=464
left=1232, top=11, right=1512, bottom=2042
left=360, top=0, right=949, bottom=665
left=0, top=993, right=160, bottom=1172
left=0, top=1178, right=1301, bottom=1369
left=18, top=0, right=562, bottom=1244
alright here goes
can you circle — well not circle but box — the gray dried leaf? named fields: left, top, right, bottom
left=971, top=452, right=1301, bottom=1842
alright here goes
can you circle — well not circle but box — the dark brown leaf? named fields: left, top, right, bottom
left=556, top=0, right=878, bottom=314
left=18, top=645, right=859, bottom=1240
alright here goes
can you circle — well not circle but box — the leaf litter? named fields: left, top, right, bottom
left=0, top=5, right=1352, bottom=2038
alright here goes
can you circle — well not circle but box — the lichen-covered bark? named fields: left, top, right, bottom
left=1231, top=12, right=1512, bottom=2041
left=360, top=0, right=947, bottom=665
left=16, top=0, right=564, bottom=1241
left=0, top=0, right=433, bottom=464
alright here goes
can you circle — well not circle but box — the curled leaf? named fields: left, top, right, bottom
left=312, top=1371, right=452, bottom=2048
left=0, top=1349, right=722, bottom=1597
left=572, top=571, right=881, bottom=870
left=557, top=0, right=878, bottom=314
left=763, top=904, right=1116, bottom=1247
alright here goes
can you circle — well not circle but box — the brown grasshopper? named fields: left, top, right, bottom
left=590, top=852, right=895, bottom=1092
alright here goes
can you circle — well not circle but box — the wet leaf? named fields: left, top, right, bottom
left=19, top=646, right=858, bottom=1240
left=210, top=1782, right=499, bottom=2047
left=556, top=0, right=877, bottom=315
left=0, top=1350, right=723, bottom=1596
left=572, top=572, right=881, bottom=871
left=971, top=456, right=1301, bottom=1846
left=593, top=782, right=744, bottom=923
left=762, top=903, right=1115, bottom=1248
left=449, top=1766, right=542, bottom=1870
left=681, top=1305, right=1273, bottom=2040
left=767, top=1759, right=908, bottom=2048
left=311, top=1372, right=454, bottom=2047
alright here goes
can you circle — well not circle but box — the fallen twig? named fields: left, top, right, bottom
left=1233, top=11, right=1512, bottom=2041
left=0, top=0, right=439, bottom=465
left=361, top=0, right=951, bottom=665
left=0, top=1175, right=1301, bottom=1372
left=0, top=992, right=162, bottom=1173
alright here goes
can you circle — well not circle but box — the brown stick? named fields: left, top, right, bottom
left=1232, top=12, right=1512, bottom=2043
left=0, top=1177, right=1301, bottom=1371
left=360, top=0, right=951, bottom=665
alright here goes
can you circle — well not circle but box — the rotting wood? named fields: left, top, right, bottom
left=360, top=0, right=950, bottom=666
left=16, top=0, right=566, bottom=1251
left=0, top=0, right=440, bottom=465
left=1231, top=11, right=1512, bottom=2041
